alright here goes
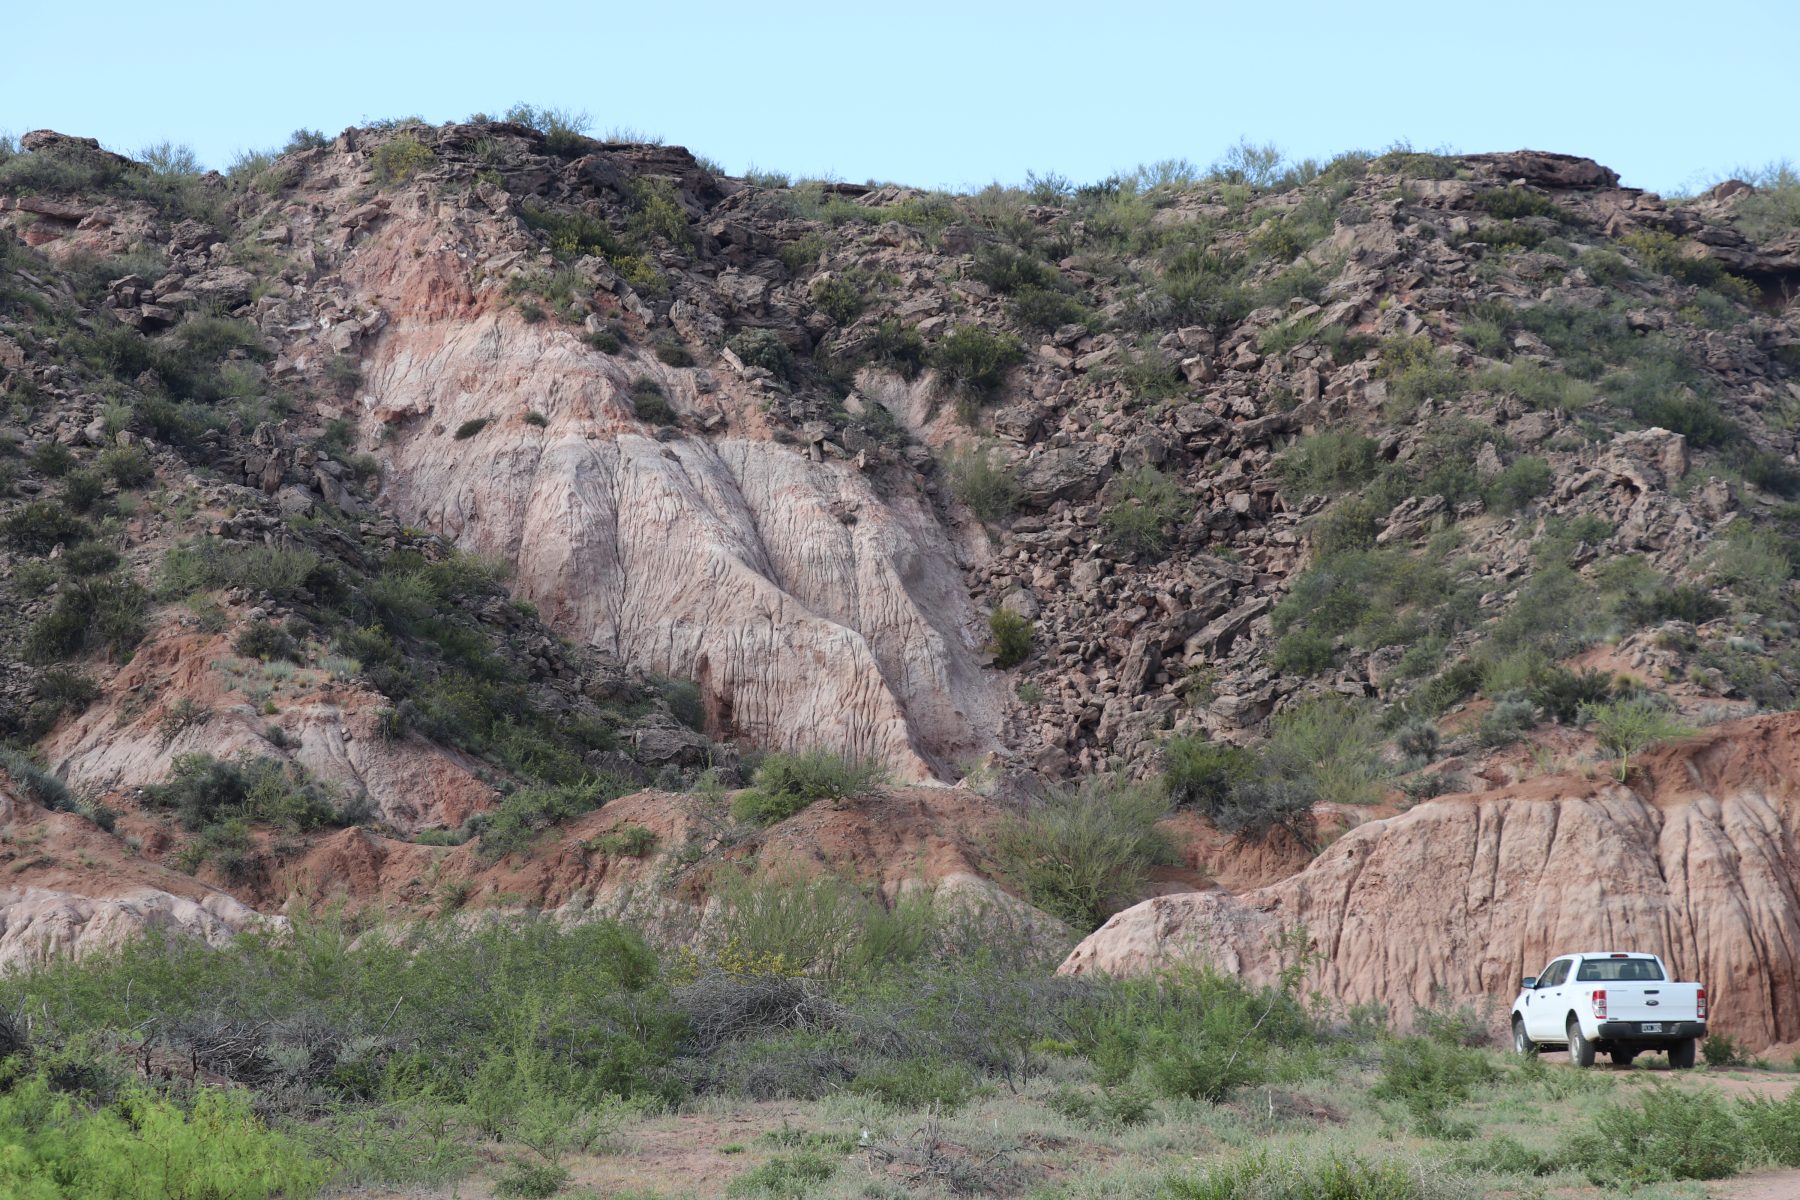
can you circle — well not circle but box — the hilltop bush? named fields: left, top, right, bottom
left=371, top=135, right=433, bottom=184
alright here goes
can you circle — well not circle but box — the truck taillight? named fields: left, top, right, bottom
left=1697, top=987, right=1707, bottom=1020
left=1593, top=989, right=1607, bottom=1018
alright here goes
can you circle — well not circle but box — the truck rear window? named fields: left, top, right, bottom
left=1576, top=959, right=1664, bottom=982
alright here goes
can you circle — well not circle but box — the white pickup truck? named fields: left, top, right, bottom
left=1511, top=951, right=1707, bottom=1068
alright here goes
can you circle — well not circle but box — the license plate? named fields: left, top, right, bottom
left=1641, top=1023, right=1662, bottom=1033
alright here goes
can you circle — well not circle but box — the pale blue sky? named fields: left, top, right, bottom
left=4, top=0, right=1794, bottom=195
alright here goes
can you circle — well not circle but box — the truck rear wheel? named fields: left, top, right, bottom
left=1567, top=1018, right=1596, bottom=1067
left=1669, top=1038, right=1697, bottom=1069
left=1512, top=1018, right=1536, bottom=1056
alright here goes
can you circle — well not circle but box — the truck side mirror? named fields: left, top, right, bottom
left=1521, top=977, right=1537, bottom=989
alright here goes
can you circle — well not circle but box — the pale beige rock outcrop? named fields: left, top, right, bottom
left=0, top=886, right=268, bottom=969
left=43, top=628, right=497, bottom=835
left=1061, top=715, right=1800, bottom=1051
left=344, top=193, right=999, bottom=779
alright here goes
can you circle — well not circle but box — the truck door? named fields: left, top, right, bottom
left=1526, top=958, right=1571, bottom=1040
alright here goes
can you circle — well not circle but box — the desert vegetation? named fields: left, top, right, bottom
left=4, top=902, right=1799, bottom=1199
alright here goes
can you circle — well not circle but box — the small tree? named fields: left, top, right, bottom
left=988, top=608, right=1033, bottom=668
left=1583, top=698, right=1693, bottom=781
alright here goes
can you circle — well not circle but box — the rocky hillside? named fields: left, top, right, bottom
left=3, top=119, right=1800, bottom=1042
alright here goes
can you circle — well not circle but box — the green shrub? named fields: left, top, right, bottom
left=1379, top=336, right=1465, bottom=414
left=1483, top=456, right=1553, bottom=512
left=862, top=320, right=928, bottom=378
left=27, top=573, right=148, bottom=662
left=971, top=244, right=1060, bottom=294
left=947, top=443, right=1019, bottom=522
left=0, top=915, right=681, bottom=1111
left=730, top=751, right=882, bottom=828
left=1270, top=627, right=1337, bottom=675
left=29, top=441, right=74, bottom=477
left=728, top=1151, right=837, bottom=1199
left=1479, top=361, right=1594, bottom=411
left=1264, top=697, right=1386, bottom=807
left=98, top=444, right=154, bottom=487
left=1010, top=285, right=1089, bottom=332
left=1277, top=430, right=1380, bottom=495
left=160, top=538, right=323, bottom=599
left=1478, top=695, right=1538, bottom=747
left=0, top=1074, right=329, bottom=1200
left=654, top=338, right=696, bottom=367
left=1372, top=1036, right=1499, bottom=1135
left=454, top=417, right=491, bottom=440
left=1162, top=735, right=1257, bottom=813
left=371, top=134, right=434, bottom=185
left=1393, top=718, right=1440, bottom=763
left=481, top=779, right=628, bottom=860
left=0, top=746, right=74, bottom=812
left=810, top=272, right=867, bottom=326
left=1101, top=466, right=1186, bottom=557
left=1738, top=1088, right=1800, bottom=1166
left=630, top=376, right=675, bottom=425
left=850, top=1058, right=982, bottom=1112
left=727, top=329, right=794, bottom=380
left=1529, top=666, right=1615, bottom=724
left=234, top=618, right=303, bottom=662
left=1167, top=1151, right=1436, bottom=1200
left=589, top=824, right=657, bottom=858
left=1704, top=1031, right=1745, bottom=1067
left=1584, top=698, right=1693, bottom=779
left=144, top=752, right=341, bottom=833
left=1477, top=186, right=1563, bottom=220
left=988, top=608, right=1033, bottom=668
left=992, top=776, right=1173, bottom=930
left=931, top=326, right=1023, bottom=402
left=493, top=1158, right=571, bottom=1199
left=59, top=469, right=105, bottom=514
left=3, top=501, right=92, bottom=554
left=502, top=102, right=593, bottom=157
left=1564, top=1085, right=1746, bottom=1186
left=57, top=541, right=120, bottom=577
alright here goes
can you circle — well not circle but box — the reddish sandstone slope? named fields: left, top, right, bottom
left=1063, top=712, right=1800, bottom=1049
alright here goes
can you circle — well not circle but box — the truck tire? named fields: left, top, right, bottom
left=1612, top=1050, right=1637, bottom=1068
left=1567, top=1018, right=1596, bottom=1067
left=1669, top=1038, right=1697, bottom=1069
left=1512, top=1018, right=1537, bottom=1056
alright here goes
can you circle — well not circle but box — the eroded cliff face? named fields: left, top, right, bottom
left=1062, top=714, right=1800, bottom=1050
left=340, top=188, right=998, bottom=780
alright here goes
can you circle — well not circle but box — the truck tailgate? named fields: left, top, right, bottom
left=1593, top=983, right=1701, bottom=1022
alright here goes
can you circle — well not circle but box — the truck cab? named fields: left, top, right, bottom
left=1511, top=951, right=1707, bottom=1068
